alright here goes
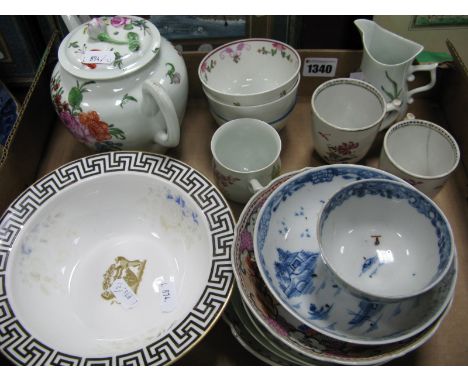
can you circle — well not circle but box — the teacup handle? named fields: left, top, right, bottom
left=379, top=99, right=402, bottom=132
left=248, top=179, right=264, bottom=194
left=141, top=80, right=180, bottom=147
left=407, top=63, right=438, bottom=104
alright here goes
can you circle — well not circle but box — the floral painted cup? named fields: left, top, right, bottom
left=311, top=78, right=400, bottom=164
left=379, top=119, right=460, bottom=197
left=211, top=118, right=281, bottom=204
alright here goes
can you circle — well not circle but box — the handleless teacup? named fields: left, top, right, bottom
left=311, top=78, right=400, bottom=164
left=211, top=118, right=281, bottom=204
left=379, top=119, right=460, bottom=197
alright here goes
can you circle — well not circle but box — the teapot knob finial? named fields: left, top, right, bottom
left=87, top=17, right=140, bottom=51
left=87, top=18, right=108, bottom=40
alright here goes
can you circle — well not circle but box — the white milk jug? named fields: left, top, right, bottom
left=355, top=19, right=437, bottom=129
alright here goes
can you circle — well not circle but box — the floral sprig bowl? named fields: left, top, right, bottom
left=253, top=165, right=456, bottom=345
left=0, top=152, right=235, bottom=365
left=234, top=168, right=456, bottom=364
left=205, top=75, right=300, bottom=131
left=198, top=38, right=300, bottom=106
left=317, top=179, right=454, bottom=301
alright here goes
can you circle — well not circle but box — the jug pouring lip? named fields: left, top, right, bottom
left=354, top=18, right=424, bottom=67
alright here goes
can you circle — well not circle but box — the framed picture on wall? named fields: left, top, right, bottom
left=412, top=15, right=468, bottom=28
left=150, top=16, right=247, bottom=41
left=148, top=16, right=291, bottom=52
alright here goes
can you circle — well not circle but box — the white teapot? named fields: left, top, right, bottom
left=51, top=16, right=188, bottom=152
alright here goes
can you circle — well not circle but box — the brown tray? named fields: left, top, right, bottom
left=1, top=45, right=467, bottom=366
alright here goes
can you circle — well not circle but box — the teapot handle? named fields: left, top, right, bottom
left=142, top=80, right=180, bottom=148
left=406, top=63, right=438, bottom=104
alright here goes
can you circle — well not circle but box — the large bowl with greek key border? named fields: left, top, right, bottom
left=0, top=152, right=235, bottom=365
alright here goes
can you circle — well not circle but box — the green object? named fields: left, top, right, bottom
left=414, top=16, right=468, bottom=27
left=417, top=51, right=453, bottom=64
left=95, top=31, right=140, bottom=52
left=68, top=80, right=96, bottom=114
left=108, top=127, right=126, bottom=139
left=381, top=71, right=402, bottom=101
left=127, top=32, right=140, bottom=52
left=68, top=87, right=83, bottom=108
left=119, top=93, right=138, bottom=109
left=113, top=52, right=123, bottom=69
left=97, top=32, right=128, bottom=45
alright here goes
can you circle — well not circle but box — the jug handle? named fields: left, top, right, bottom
left=380, top=99, right=402, bottom=132
left=142, top=80, right=180, bottom=148
left=406, top=63, right=438, bottom=104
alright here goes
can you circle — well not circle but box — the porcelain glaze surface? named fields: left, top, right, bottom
left=318, top=179, right=454, bottom=300
left=0, top=152, right=235, bottom=365
left=355, top=19, right=438, bottom=129
left=230, top=287, right=317, bottom=365
left=234, top=168, right=455, bottom=364
left=311, top=78, right=399, bottom=164
left=380, top=119, right=460, bottom=198
left=51, top=16, right=188, bottom=153
left=223, top=290, right=293, bottom=366
left=253, top=165, right=456, bottom=345
left=206, top=75, right=299, bottom=131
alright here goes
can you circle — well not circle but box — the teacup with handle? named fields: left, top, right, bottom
left=311, top=78, right=400, bottom=164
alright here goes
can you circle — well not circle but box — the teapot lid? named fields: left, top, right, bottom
left=58, top=16, right=161, bottom=80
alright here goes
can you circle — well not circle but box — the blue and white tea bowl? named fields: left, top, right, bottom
left=234, top=168, right=456, bottom=364
left=253, top=165, right=457, bottom=345
left=318, top=179, right=454, bottom=301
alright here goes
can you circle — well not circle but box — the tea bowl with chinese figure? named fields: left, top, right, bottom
left=205, top=76, right=299, bottom=131
left=0, top=152, right=235, bottom=365
left=317, top=179, right=455, bottom=302
left=198, top=38, right=301, bottom=106
left=252, top=165, right=456, bottom=345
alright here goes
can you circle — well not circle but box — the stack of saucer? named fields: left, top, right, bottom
left=227, top=165, right=457, bottom=365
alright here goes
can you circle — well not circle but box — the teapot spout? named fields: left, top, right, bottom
left=354, top=18, right=423, bottom=66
